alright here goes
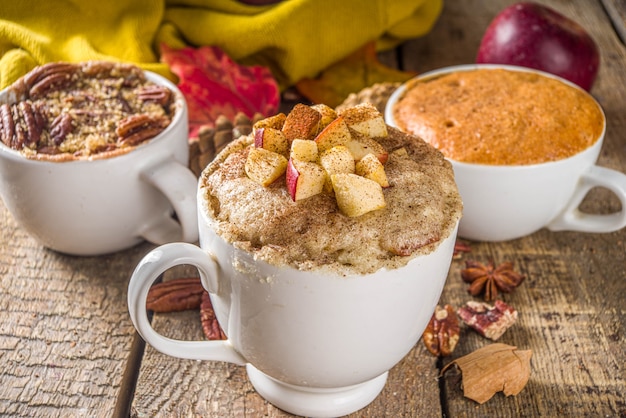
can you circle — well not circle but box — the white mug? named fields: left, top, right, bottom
left=127, top=183, right=459, bottom=417
left=0, top=71, right=199, bottom=255
left=385, top=64, right=626, bottom=241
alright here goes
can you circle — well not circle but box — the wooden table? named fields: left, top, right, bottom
left=1, top=0, right=625, bottom=416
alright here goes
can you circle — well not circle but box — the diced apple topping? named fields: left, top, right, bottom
left=338, top=102, right=388, bottom=138
left=319, top=145, right=355, bottom=177
left=282, top=103, right=322, bottom=141
left=319, top=145, right=356, bottom=193
left=311, top=104, right=338, bottom=130
left=290, top=139, right=319, bottom=162
left=315, top=116, right=352, bottom=153
left=356, top=153, right=390, bottom=188
left=244, top=147, right=288, bottom=187
left=391, top=147, right=408, bottom=158
left=331, top=173, right=386, bottom=217
left=345, top=134, right=389, bottom=164
left=254, top=127, right=289, bottom=156
left=253, top=113, right=286, bottom=132
left=286, top=158, right=327, bottom=201
left=244, top=103, right=393, bottom=216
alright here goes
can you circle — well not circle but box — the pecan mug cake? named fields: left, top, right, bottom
left=0, top=61, right=177, bottom=161
left=0, top=61, right=198, bottom=255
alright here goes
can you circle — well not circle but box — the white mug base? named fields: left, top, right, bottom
left=246, top=364, right=388, bottom=418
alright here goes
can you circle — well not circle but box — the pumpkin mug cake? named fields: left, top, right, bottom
left=385, top=64, right=626, bottom=242
left=389, top=66, right=604, bottom=165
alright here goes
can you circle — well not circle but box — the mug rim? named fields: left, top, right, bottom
left=384, top=63, right=607, bottom=169
left=0, top=67, right=187, bottom=165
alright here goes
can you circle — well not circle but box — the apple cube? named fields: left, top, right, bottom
left=286, top=158, right=327, bottom=201
left=244, top=147, right=288, bottom=187
left=314, top=116, right=352, bottom=153
left=282, top=104, right=322, bottom=141
left=391, top=147, right=408, bottom=158
left=345, top=134, right=389, bottom=164
left=331, top=173, right=386, bottom=217
left=290, top=139, right=319, bottom=162
left=339, top=102, right=388, bottom=138
left=319, top=145, right=356, bottom=193
left=319, top=145, right=355, bottom=176
left=253, top=113, right=286, bottom=131
left=254, top=127, right=289, bottom=156
left=355, top=153, right=389, bottom=188
left=311, top=103, right=338, bottom=130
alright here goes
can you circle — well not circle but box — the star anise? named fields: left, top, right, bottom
left=461, top=260, right=525, bottom=301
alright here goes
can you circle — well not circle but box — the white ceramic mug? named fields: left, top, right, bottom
left=127, top=183, right=459, bottom=417
left=0, top=71, right=199, bottom=255
left=385, top=64, right=626, bottom=242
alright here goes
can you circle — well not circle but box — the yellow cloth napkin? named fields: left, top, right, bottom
left=0, top=0, right=442, bottom=90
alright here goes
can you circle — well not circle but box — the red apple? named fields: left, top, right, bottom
left=476, top=2, right=600, bottom=91
left=285, top=158, right=326, bottom=201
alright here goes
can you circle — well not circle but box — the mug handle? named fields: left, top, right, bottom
left=548, top=165, right=626, bottom=232
left=127, top=242, right=247, bottom=365
left=138, top=159, right=199, bottom=244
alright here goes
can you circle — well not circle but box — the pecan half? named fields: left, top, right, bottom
left=457, top=300, right=518, bottom=341
left=50, top=112, right=73, bottom=145
left=24, top=62, right=77, bottom=98
left=200, top=292, right=227, bottom=340
left=422, top=304, right=460, bottom=356
left=0, top=103, right=15, bottom=147
left=146, top=277, right=205, bottom=313
left=137, top=85, right=172, bottom=107
left=116, top=113, right=169, bottom=146
left=0, top=102, right=47, bottom=149
left=19, top=101, right=43, bottom=146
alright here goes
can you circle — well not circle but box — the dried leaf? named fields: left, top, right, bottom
left=442, top=343, right=532, bottom=404
left=160, top=44, right=280, bottom=137
left=296, top=41, right=416, bottom=108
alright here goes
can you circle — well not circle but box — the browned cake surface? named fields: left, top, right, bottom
left=1, top=61, right=176, bottom=161
left=392, top=69, right=604, bottom=165
left=201, top=126, right=462, bottom=276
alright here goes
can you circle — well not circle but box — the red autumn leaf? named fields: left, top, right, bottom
left=160, top=44, right=280, bottom=137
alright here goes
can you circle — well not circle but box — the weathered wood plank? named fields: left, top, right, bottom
left=0, top=204, right=152, bottom=416
left=602, top=0, right=626, bottom=44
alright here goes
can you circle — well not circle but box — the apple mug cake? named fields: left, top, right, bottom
left=200, top=103, right=463, bottom=276
left=0, top=61, right=178, bottom=161
left=390, top=68, right=604, bottom=166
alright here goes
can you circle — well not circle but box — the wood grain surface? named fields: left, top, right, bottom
left=1, top=0, right=625, bottom=417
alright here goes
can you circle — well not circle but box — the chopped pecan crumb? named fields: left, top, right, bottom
left=422, top=304, right=460, bottom=356
left=461, top=260, right=525, bottom=301
left=453, top=239, right=471, bottom=259
left=457, top=300, right=518, bottom=340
